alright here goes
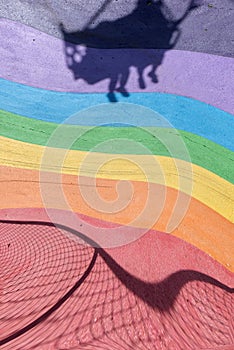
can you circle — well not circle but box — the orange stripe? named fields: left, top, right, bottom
left=1, top=165, right=233, bottom=271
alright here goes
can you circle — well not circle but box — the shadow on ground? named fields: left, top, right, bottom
left=0, top=220, right=233, bottom=349
left=60, top=0, right=200, bottom=102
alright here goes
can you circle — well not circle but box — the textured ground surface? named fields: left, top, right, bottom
left=0, top=1, right=233, bottom=349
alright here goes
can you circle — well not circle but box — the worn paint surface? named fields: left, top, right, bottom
left=0, top=1, right=233, bottom=349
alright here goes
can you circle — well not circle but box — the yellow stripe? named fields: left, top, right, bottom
left=1, top=136, right=233, bottom=222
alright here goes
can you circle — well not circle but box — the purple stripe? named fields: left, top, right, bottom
left=0, top=18, right=233, bottom=114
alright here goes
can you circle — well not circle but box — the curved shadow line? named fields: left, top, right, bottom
left=0, top=219, right=99, bottom=248
left=0, top=219, right=233, bottom=345
left=0, top=236, right=97, bottom=346
left=1, top=220, right=233, bottom=295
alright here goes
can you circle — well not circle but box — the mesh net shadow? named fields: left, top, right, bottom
left=0, top=221, right=233, bottom=349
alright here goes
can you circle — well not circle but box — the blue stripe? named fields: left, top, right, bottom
left=0, top=78, right=233, bottom=151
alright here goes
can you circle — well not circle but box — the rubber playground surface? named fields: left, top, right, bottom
left=0, top=1, right=233, bottom=349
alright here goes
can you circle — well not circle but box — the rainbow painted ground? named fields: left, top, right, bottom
left=0, top=16, right=233, bottom=350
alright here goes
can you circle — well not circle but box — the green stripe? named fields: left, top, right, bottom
left=1, top=109, right=233, bottom=183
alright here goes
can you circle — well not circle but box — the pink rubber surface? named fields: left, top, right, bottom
left=0, top=209, right=233, bottom=349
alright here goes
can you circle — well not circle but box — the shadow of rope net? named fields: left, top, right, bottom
left=0, top=221, right=233, bottom=349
